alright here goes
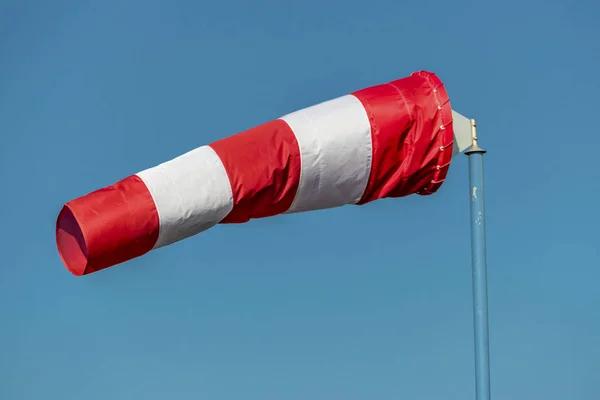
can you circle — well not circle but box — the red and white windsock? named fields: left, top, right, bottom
left=56, top=70, right=472, bottom=276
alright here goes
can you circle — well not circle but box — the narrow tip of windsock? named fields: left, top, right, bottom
left=56, top=205, right=89, bottom=276
left=55, top=175, right=161, bottom=276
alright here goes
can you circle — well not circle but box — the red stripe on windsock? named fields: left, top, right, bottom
left=55, top=175, right=159, bottom=276
left=209, top=119, right=301, bottom=223
left=352, top=71, right=454, bottom=203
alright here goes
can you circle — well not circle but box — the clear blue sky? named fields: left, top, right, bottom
left=1, top=0, right=599, bottom=398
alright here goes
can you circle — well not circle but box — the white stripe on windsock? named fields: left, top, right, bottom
left=281, top=95, right=373, bottom=214
left=137, top=146, right=234, bottom=249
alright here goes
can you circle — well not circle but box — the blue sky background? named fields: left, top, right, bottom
left=1, top=0, right=599, bottom=399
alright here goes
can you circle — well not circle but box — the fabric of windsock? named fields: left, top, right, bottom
left=56, top=70, right=457, bottom=276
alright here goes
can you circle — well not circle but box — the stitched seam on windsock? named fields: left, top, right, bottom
left=415, top=71, right=454, bottom=195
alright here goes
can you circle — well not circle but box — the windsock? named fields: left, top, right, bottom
left=56, top=70, right=472, bottom=276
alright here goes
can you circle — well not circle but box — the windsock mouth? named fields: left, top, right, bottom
left=56, top=205, right=89, bottom=276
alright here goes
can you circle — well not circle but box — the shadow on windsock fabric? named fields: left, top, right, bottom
left=56, top=70, right=458, bottom=276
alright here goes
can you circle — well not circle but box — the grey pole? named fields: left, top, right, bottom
left=464, top=119, right=491, bottom=400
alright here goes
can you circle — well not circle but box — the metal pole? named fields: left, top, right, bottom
left=464, top=119, right=491, bottom=400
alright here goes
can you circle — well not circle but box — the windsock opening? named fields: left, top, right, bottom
left=55, top=175, right=160, bottom=276
left=56, top=206, right=89, bottom=276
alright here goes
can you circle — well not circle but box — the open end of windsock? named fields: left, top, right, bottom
left=56, top=206, right=89, bottom=276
